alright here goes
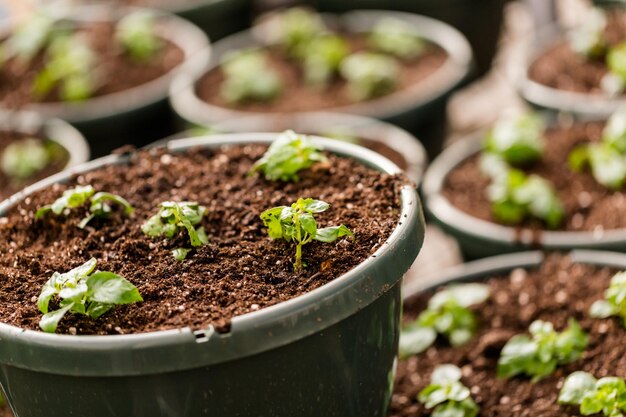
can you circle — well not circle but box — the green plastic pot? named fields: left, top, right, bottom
left=303, top=0, right=505, bottom=77
left=165, top=0, right=252, bottom=41
left=0, top=5, right=211, bottom=159
left=422, top=130, right=626, bottom=260
left=0, top=133, right=425, bottom=417
left=169, top=10, right=473, bottom=159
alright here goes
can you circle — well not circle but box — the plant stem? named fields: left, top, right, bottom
left=295, top=214, right=302, bottom=272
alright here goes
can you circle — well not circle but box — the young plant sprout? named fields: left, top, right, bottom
left=115, top=10, right=162, bottom=61
left=33, top=33, right=97, bottom=102
left=369, top=18, right=426, bottom=60
left=486, top=168, right=564, bottom=229
left=497, top=319, right=588, bottom=381
left=219, top=48, right=282, bottom=104
left=590, top=271, right=626, bottom=325
left=250, top=130, right=327, bottom=182
left=37, top=258, right=142, bottom=333
left=559, top=371, right=626, bottom=417
left=483, top=112, right=545, bottom=166
left=340, top=52, right=399, bottom=101
left=35, top=185, right=134, bottom=229
left=399, top=283, right=490, bottom=358
left=271, top=8, right=327, bottom=59
left=142, top=201, right=208, bottom=260
left=1, top=12, right=57, bottom=65
left=1, top=139, right=50, bottom=180
left=418, top=364, right=480, bottom=417
left=302, top=34, right=349, bottom=87
left=602, top=41, right=626, bottom=96
left=260, top=198, right=353, bottom=272
left=568, top=8, right=607, bottom=58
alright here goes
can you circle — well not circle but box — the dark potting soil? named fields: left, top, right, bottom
left=391, top=253, right=625, bottom=417
left=0, top=22, right=184, bottom=108
left=0, top=132, right=69, bottom=201
left=359, top=138, right=408, bottom=170
left=196, top=37, right=448, bottom=113
left=0, top=144, right=405, bottom=335
left=442, top=120, right=626, bottom=232
left=528, top=9, right=626, bottom=94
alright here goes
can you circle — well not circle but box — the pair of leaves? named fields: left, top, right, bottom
left=260, top=197, right=353, bottom=271
left=219, top=48, right=282, bottom=104
left=37, top=258, right=143, bottom=333
left=35, top=185, right=134, bottom=228
left=142, top=201, right=208, bottom=260
left=368, top=18, right=426, bottom=60
left=590, top=271, right=626, bottom=325
left=559, top=371, right=626, bottom=417
left=302, top=35, right=349, bottom=87
left=497, top=318, right=588, bottom=381
left=483, top=112, right=545, bottom=167
left=116, top=11, right=162, bottom=62
left=399, top=283, right=490, bottom=358
left=418, top=364, right=479, bottom=417
left=250, top=130, right=327, bottom=182
left=340, top=52, right=400, bottom=101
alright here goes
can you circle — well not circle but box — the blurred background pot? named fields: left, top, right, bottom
left=0, top=133, right=424, bottom=417
left=169, top=10, right=473, bottom=159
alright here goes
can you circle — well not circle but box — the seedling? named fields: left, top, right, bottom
left=369, top=18, right=426, bottom=60
left=486, top=168, right=564, bottom=229
left=1, top=138, right=50, bottom=180
left=250, top=130, right=327, bottom=182
left=483, top=113, right=545, bottom=166
left=33, top=33, right=97, bottom=102
left=497, top=318, right=588, bottom=381
left=219, top=48, right=282, bottom=104
left=142, top=201, right=208, bottom=260
left=603, top=41, right=626, bottom=96
left=603, top=105, right=626, bottom=153
left=37, top=258, right=142, bottom=333
left=399, top=283, right=490, bottom=358
left=340, top=52, right=399, bottom=101
left=35, top=185, right=134, bottom=228
left=260, top=197, right=353, bottom=272
left=568, top=8, right=607, bottom=58
left=271, top=8, right=327, bottom=59
left=590, top=271, right=626, bottom=325
left=116, top=10, right=162, bottom=61
left=1, top=12, right=58, bottom=65
left=559, top=371, right=626, bottom=417
left=418, top=364, right=479, bottom=417
left=302, top=34, right=349, bottom=87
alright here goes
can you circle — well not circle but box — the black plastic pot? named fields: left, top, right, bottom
left=169, top=10, right=473, bottom=159
left=0, top=133, right=425, bottom=417
left=422, top=130, right=626, bottom=260
left=1, top=6, right=210, bottom=159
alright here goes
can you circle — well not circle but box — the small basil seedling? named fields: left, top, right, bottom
left=497, top=318, right=588, bottom=381
left=116, top=10, right=162, bottom=61
left=340, top=52, right=399, bottom=101
left=570, top=142, right=626, bottom=190
left=368, top=17, right=426, bottom=60
left=260, top=197, right=353, bottom=272
left=271, top=8, right=327, bottom=59
left=302, top=34, right=349, bottom=87
left=250, top=130, right=327, bottom=182
left=418, top=364, right=479, bottom=417
left=1, top=138, right=50, bottom=180
left=568, top=8, right=607, bottom=58
left=590, top=271, right=626, bottom=325
left=483, top=113, right=545, bottom=166
left=37, top=258, right=142, bottom=333
left=559, top=371, right=626, bottom=417
left=219, top=48, right=282, bottom=104
left=399, top=283, right=490, bottom=358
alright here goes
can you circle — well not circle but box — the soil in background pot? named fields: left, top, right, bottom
left=391, top=253, right=624, bottom=417
left=0, top=144, right=406, bottom=335
left=196, top=36, right=447, bottom=113
left=442, top=121, right=626, bottom=232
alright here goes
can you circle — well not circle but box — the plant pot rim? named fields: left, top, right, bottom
left=0, top=132, right=424, bottom=377
left=169, top=9, right=472, bottom=125
left=0, top=5, right=210, bottom=123
left=517, top=24, right=625, bottom=118
left=422, top=128, right=626, bottom=249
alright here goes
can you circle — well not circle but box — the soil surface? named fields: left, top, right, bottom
left=0, top=144, right=404, bottom=335
left=391, top=253, right=624, bottom=417
left=0, top=22, right=183, bottom=108
left=0, top=132, right=69, bottom=201
left=359, top=138, right=408, bottom=170
left=196, top=37, right=448, bottom=112
left=442, top=120, right=626, bottom=232
left=529, top=9, right=626, bottom=94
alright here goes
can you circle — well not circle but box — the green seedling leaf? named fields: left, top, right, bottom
left=37, top=258, right=141, bottom=333
left=369, top=17, right=426, bottom=60
left=302, top=34, right=349, bottom=87
left=559, top=371, right=626, bottom=417
left=116, top=10, right=162, bottom=61
left=270, top=7, right=327, bottom=59
left=260, top=197, right=353, bottom=272
left=418, top=364, right=479, bottom=417
left=483, top=113, right=545, bottom=166
left=2, top=12, right=57, bottom=64
left=603, top=105, right=626, bottom=153
left=1, top=138, right=50, bottom=180
left=603, top=41, right=626, bottom=96
left=568, top=8, right=607, bottom=58
left=570, top=143, right=626, bottom=190
left=219, top=48, right=282, bottom=104
left=36, top=185, right=95, bottom=219
left=559, top=371, right=598, bottom=405
left=497, top=318, right=588, bottom=381
left=78, top=192, right=134, bottom=229
left=399, top=325, right=437, bottom=359
left=172, top=248, right=192, bottom=261
left=340, top=52, right=399, bottom=101
left=250, top=130, right=327, bottom=182
left=590, top=270, right=626, bottom=325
